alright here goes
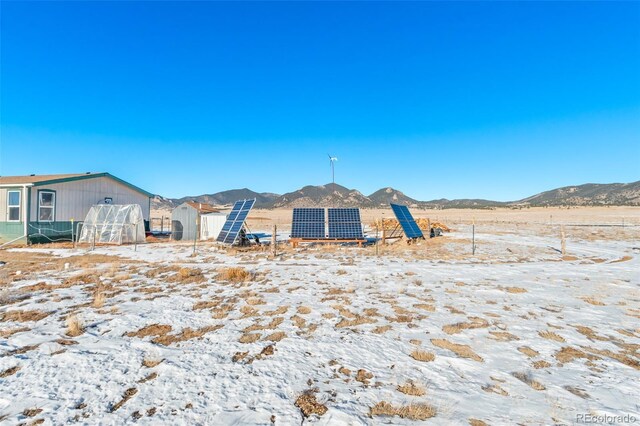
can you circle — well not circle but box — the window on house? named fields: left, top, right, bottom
left=7, top=191, right=21, bottom=221
left=39, top=191, right=55, bottom=221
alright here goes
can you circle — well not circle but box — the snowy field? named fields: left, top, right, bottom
left=1, top=222, right=639, bottom=425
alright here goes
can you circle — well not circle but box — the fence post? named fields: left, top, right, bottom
left=135, top=223, right=138, bottom=252
left=71, top=219, right=74, bottom=244
left=271, top=224, right=277, bottom=258
left=472, top=217, right=476, bottom=255
left=561, top=226, right=566, bottom=256
left=193, top=216, right=198, bottom=256
left=427, top=218, right=431, bottom=238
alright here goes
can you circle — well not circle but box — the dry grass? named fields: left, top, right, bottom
left=512, top=371, right=545, bottom=390
left=582, top=347, right=639, bottom=370
left=469, top=419, right=489, bottom=426
left=125, top=324, right=172, bottom=338
left=431, top=339, right=483, bottom=362
left=582, top=297, right=605, bottom=306
left=142, top=356, right=164, bottom=368
left=263, top=331, right=286, bottom=342
left=216, top=267, right=252, bottom=283
left=442, top=317, right=489, bottom=335
left=533, top=360, right=551, bottom=369
left=110, top=388, right=138, bottom=412
left=555, top=346, right=599, bottom=364
left=372, top=325, right=392, bottom=334
left=413, top=303, right=435, bottom=312
left=265, top=306, right=288, bottom=316
left=0, top=366, right=20, bottom=378
left=0, top=326, right=30, bottom=338
left=518, top=346, right=539, bottom=358
left=295, top=391, right=328, bottom=417
left=355, top=369, right=373, bottom=385
left=92, top=292, right=105, bottom=308
left=152, top=325, right=222, bottom=345
left=488, top=331, right=520, bottom=341
left=66, top=314, right=85, bottom=337
left=1, top=309, right=51, bottom=323
left=370, top=401, right=437, bottom=421
left=539, top=330, right=565, bottom=342
left=22, top=408, right=43, bottom=417
left=410, top=349, right=435, bottom=362
left=137, top=372, right=158, bottom=384
left=397, top=381, right=426, bottom=396
left=168, top=267, right=206, bottom=284
left=232, top=351, right=249, bottom=363
left=504, top=287, right=527, bottom=294
left=297, top=306, right=312, bottom=314
left=335, top=316, right=375, bottom=328
left=239, top=333, right=261, bottom=344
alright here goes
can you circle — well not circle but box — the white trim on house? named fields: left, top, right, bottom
left=38, top=190, right=56, bottom=222
left=7, top=190, right=21, bottom=222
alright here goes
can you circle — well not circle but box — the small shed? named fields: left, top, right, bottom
left=171, top=202, right=226, bottom=241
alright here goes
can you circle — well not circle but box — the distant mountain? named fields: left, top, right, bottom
left=272, top=183, right=371, bottom=208
left=368, top=187, right=421, bottom=206
left=151, top=180, right=640, bottom=211
left=514, top=181, right=640, bottom=207
left=175, top=188, right=280, bottom=208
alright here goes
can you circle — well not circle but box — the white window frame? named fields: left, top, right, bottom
left=38, top=190, right=56, bottom=222
left=7, top=190, right=21, bottom=222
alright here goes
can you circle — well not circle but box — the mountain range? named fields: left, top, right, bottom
left=152, top=181, right=640, bottom=210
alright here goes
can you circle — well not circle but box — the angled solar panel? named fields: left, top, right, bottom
left=291, top=208, right=325, bottom=238
left=328, top=208, right=363, bottom=239
left=390, top=203, right=423, bottom=239
left=216, top=199, right=256, bottom=244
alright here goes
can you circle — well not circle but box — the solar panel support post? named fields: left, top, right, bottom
left=427, top=219, right=431, bottom=238
left=271, top=224, right=277, bottom=258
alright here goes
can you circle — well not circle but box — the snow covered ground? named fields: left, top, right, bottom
left=1, top=225, right=638, bottom=425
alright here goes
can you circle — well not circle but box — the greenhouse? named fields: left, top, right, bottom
left=78, top=204, right=146, bottom=245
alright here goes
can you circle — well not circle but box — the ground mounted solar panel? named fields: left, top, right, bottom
left=291, top=208, right=325, bottom=238
left=390, top=203, right=424, bottom=239
left=327, top=208, right=364, bottom=239
left=216, top=199, right=256, bottom=244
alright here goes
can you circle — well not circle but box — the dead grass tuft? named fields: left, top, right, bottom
left=370, top=401, right=437, bottom=421
left=0, top=366, right=20, bottom=378
left=263, top=331, right=286, bottom=342
left=355, top=369, right=373, bottom=385
left=582, top=297, right=605, bottom=306
left=125, top=324, right=172, bottom=338
left=469, top=419, right=489, bottom=426
left=297, top=306, right=312, bottom=315
left=239, top=333, right=261, bottom=344
left=335, top=315, right=375, bottom=328
left=1, top=309, right=51, bottom=323
left=431, top=339, right=483, bottom=362
left=142, top=356, right=164, bottom=368
left=533, top=360, right=551, bottom=369
left=410, top=349, right=435, bottom=362
left=397, top=381, right=426, bottom=396
left=442, top=317, right=489, bottom=335
left=539, top=330, right=565, bottom=342
left=295, top=391, right=328, bottom=417
left=66, top=314, right=85, bottom=337
left=504, top=287, right=527, bottom=294
left=372, top=325, right=392, bottom=334
left=22, top=408, right=43, bottom=417
left=518, top=346, right=539, bottom=358
left=217, top=267, right=252, bottom=283
left=110, top=388, right=138, bottom=412
left=152, top=325, right=222, bottom=345
left=168, top=267, right=206, bottom=284
left=512, top=371, right=545, bottom=390
left=92, top=292, right=106, bottom=309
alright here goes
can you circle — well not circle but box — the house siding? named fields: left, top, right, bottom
left=28, top=176, right=150, bottom=222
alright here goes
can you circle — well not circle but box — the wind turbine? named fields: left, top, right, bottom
left=328, top=154, right=338, bottom=185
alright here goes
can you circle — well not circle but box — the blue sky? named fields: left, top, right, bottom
left=1, top=1, right=639, bottom=201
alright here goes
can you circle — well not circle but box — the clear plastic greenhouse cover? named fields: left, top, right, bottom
left=78, top=204, right=146, bottom=245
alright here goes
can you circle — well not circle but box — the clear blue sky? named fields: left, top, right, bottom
left=1, top=1, right=639, bottom=201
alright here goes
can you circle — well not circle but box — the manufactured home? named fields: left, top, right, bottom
left=0, top=173, right=153, bottom=244
left=171, top=202, right=227, bottom=241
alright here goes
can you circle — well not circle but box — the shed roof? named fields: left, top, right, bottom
left=185, top=202, right=220, bottom=214
left=0, top=173, right=154, bottom=197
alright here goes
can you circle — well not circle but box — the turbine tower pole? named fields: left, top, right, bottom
left=328, top=154, right=337, bottom=185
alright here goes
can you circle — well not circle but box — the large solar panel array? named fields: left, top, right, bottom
left=328, top=208, right=364, bottom=239
left=216, top=199, right=256, bottom=244
left=390, top=203, right=424, bottom=239
left=291, top=208, right=325, bottom=238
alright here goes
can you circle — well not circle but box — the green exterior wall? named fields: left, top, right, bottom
left=27, top=221, right=77, bottom=244
left=0, top=222, right=26, bottom=243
